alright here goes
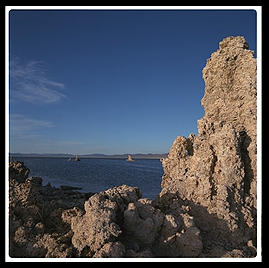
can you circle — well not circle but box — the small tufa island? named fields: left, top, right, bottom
left=126, top=154, right=135, bottom=162
left=8, top=37, right=257, bottom=258
left=67, top=155, right=80, bottom=162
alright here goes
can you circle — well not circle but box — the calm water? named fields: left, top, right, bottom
left=15, top=157, right=164, bottom=200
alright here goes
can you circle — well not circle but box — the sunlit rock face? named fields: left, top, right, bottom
left=160, top=36, right=257, bottom=256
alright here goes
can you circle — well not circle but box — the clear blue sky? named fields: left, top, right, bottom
left=9, top=8, right=257, bottom=154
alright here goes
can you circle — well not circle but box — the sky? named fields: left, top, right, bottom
left=8, top=8, right=257, bottom=155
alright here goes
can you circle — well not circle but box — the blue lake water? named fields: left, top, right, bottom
left=14, top=157, right=164, bottom=200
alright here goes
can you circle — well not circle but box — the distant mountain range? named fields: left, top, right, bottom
left=9, top=153, right=168, bottom=160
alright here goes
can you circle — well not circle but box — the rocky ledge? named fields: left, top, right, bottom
left=8, top=36, right=257, bottom=258
left=9, top=161, right=205, bottom=258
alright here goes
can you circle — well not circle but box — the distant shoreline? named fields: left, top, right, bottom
left=9, top=153, right=168, bottom=160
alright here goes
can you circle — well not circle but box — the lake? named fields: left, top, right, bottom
left=14, top=157, right=164, bottom=200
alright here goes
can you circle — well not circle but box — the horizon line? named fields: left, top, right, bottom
left=9, top=152, right=168, bottom=155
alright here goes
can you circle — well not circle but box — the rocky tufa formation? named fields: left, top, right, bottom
left=160, top=36, right=257, bottom=256
left=9, top=160, right=203, bottom=258
left=9, top=161, right=94, bottom=257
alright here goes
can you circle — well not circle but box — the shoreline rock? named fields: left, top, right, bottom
left=8, top=160, right=205, bottom=258
left=9, top=161, right=95, bottom=257
left=8, top=36, right=257, bottom=258
left=160, top=36, right=257, bottom=257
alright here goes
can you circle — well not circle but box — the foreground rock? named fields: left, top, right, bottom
left=9, top=161, right=203, bottom=258
left=71, top=185, right=141, bottom=256
left=69, top=184, right=204, bottom=257
left=160, top=36, right=257, bottom=257
left=9, top=161, right=30, bottom=183
left=9, top=161, right=94, bottom=257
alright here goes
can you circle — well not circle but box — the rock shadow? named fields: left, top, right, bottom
left=239, top=130, right=254, bottom=199
left=155, top=192, right=257, bottom=257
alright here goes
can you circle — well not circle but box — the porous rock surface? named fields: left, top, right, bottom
left=9, top=161, right=202, bottom=258
left=160, top=36, right=257, bottom=257
left=69, top=184, right=203, bottom=257
left=71, top=184, right=141, bottom=256
left=9, top=161, right=94, bottom=257
left=9, top=36, right=257, bottom=258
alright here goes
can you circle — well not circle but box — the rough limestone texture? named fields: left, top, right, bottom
left=153, top=201, right=203, bottom=257
left=9, top=161, right=30, bottom=183
left=9, top=161, right=93, bottom=257
left=70, top=185, right=203, bottom=257
left=160, top=36, right=257, bottom=257
left=70, top=185, right=142, bottom=256
left=123, top=198, right=164, bottom=246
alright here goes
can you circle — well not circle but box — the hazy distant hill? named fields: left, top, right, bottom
left=10, top=153, right=74, bottom=158
left=80, top=153, right=168, bottom=159
left=10, top=153, right=168, bottom=159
